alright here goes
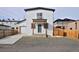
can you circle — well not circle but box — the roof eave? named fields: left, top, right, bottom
left=24, top=7, right=55, bottom=12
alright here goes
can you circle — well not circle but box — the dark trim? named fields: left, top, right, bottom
left=24, top=7, right=55, bottom=12
left=53, top=18, right=76, bottom=23
left=17, top=19, right=26, bottom=24
left=0, top=19, right=26, bottom=24
left=0, top=20, right=21, bottom=22
left=0, top=24, right=10, bottom=27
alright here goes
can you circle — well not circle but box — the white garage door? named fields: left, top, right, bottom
left=21, top=27, right=27, bottom=34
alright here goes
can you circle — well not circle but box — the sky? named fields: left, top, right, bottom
left=0, top=7, right=79, bottom=21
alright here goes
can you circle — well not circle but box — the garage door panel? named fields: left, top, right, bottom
left=21, top=27, right=27, bottom=34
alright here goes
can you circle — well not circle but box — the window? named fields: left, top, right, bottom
left=37, top=13, right=42, bottom=19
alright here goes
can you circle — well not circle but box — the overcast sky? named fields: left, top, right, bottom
left=0, top=7, right=79, bottom=20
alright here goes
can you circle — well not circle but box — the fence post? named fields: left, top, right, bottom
left=3, top=29, right=5, bottom=37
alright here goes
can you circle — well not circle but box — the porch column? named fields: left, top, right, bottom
left=44, top=23, right=48, bottom=37
left=31, top=23, right=35, bottom=35
left=45, top=29, right=48, bottom=37
left=32, top=28, right=34, bottom=35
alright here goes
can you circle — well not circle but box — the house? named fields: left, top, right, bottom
left=0, top=19, right=24, bottom=30
left=0, top=19, right=27, bottom=38
left=53, top=18, right=76, bottom=29
left=67, top=20, right=79, bottom=30
left=53, top=18, right=76, bottom=37
left=16, top=7, right=55, bottom=37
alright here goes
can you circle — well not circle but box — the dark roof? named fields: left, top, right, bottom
left=0, top=24, right=10, bottom=27
left=24, top=7, right=55, bottom=12
left=53, top=18, right=76, bottom=23
left=17, top=19, right=26, bottom=24
left=0, top=18, right=24, bottom=22
left=0, top=20, right=21, bottom=22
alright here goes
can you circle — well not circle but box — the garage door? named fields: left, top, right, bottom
left=21, top=27, right=27, bottom=34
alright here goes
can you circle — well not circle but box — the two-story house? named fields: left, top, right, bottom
left=16, top=7, right=55, bottom=37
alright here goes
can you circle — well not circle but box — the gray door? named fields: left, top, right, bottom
left=38, top=24, right=42, bottom=33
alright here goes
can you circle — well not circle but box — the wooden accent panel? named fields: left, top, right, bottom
left=31, top=23, right=35, bottom=29
left=44, top=23, right=48, bottom=29
left=33, top=19, right=47, bottom=22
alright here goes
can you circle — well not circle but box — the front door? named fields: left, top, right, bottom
left=38, top=24, right=42, bottom=33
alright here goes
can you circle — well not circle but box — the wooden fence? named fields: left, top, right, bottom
left=53, top=28, right=79, bottom=39
left=0, top=29, right=18, bottom=39
left=53, top=28, right=64, bottom=36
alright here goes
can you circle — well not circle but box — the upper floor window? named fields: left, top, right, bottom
left=37, top=13, right=42, bottom=19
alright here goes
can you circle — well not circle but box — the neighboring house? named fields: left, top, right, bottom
left=67, top=20, right=79, bottom=30
left=0, top=19, right=24, bottom=30
left=16, top=7, right=55, bottom=36
left=53, top=18, right=76, bottom=29
left=0, top=19, right=18, bottom=27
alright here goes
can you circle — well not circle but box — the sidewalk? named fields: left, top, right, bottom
left=0, top=34, right=23, bottom=44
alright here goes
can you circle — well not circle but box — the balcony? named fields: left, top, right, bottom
left=32, top=19, right=47, bottom=23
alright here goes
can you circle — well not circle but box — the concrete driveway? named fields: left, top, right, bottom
left=0, top=36, right=79, bottom=52
left=0, top=34, right=23, bottom=44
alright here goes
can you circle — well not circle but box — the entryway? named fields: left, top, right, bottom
left=38, top=24, right=42, bottom=33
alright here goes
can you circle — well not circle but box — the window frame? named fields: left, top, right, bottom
left=37, top=13, right=42, bottom=19
left=38, top=24, right=42, bottom=33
